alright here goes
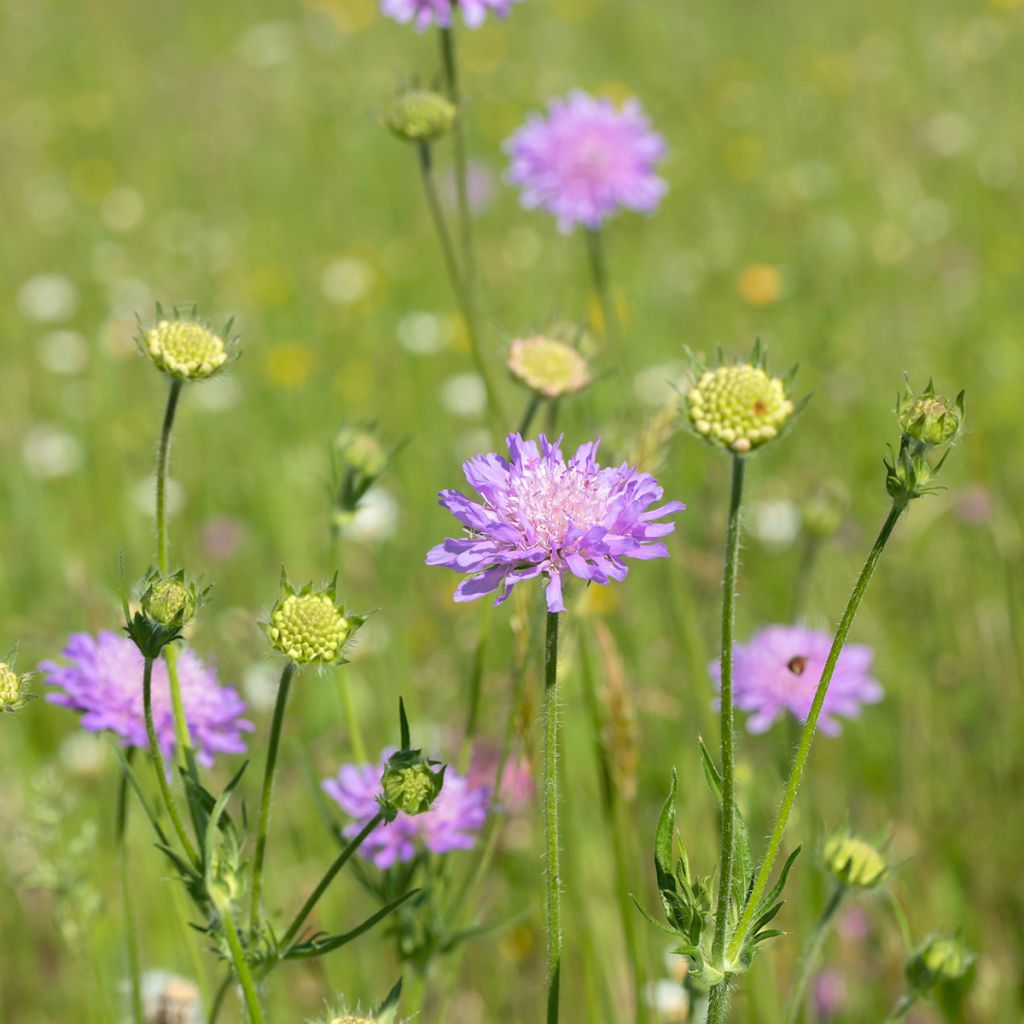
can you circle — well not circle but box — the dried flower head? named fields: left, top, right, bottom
left=686, top=348, right=797, bottom=454
left=385, top=89, right=456, bottom=144
left=143, top=317, right=228, bottom=381
left=507, top=335, right=591, bottom=398
left=427, top=433, right=684, bottom=613
left=265, top=573, right=367, bottom=665
left=823, top=833, right=887, bottom=889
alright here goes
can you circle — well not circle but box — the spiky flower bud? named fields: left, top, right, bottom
left=906, top=933, right=975, bottom=994
left=685, top=347, right=797, bottom=454
left=266, top=573, right=366, bottom=665
left=380, top=749, right=445, bottom=818
left=385, top=89, right=456, bottom=144
left=310, top=980, right=404, bottom=1024
left=823, top=833, right=887, bottom=889
left=144, top=318, right=228, bottom=381
left=142, top=572, right=197, bottom=628
left=507, top=335, right=592, bottom=399
left=0, top=658, right=33, bottom=714
left=897, top=378, right=964, bottom=448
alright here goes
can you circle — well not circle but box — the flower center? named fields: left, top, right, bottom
left=787, top=655, right=807, bottom=676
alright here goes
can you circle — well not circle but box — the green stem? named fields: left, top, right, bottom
left=706, top=981, right=730, bottom=1024
left=543, top=610, right=562, bottom=1024
left=142, top=655, right=198, bottom=863
left=578, top=630, right=649, bottom=1024
left=208, top=974, right=231, bottom=1024
left=517, top=392, right=544, bottom=436
left=585, top=229, right=626, bottom=375
left=336, top=669, right=367, bottom=763
left=883, top=993, right=918, bottom=1023
left=249, top=661, right=296, bottom=936
left=116, top=755, right=145, bottom=1024
left=783, top=885, right=845, bottom=1024
left=280, top=812, right=384, bottom=949
left=154, top=377, right=197, bottom=775
left=726, top=502, right=905, bottom=965
left=221, top=912, right=265, bottom=1024
left=712, top=456, right=745, bottom=969
left=458, top=604, right=492, bottom=772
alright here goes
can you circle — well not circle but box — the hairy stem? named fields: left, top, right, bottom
left=249, top=661, right=296, bottom=936
left=543, top=610, right=562, bottom=1024
left=221, top=912, right=265, bottom=1024
left=116, top=755, right=145, bottom=1024
left=783, top=885, right=845, bottom=1024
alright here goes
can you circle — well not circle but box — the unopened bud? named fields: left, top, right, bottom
left=897, top=378, right=964, bottom=448
left=142, top=575, right=196, bottom=627
left=381, top=751, right=445, bottom=817
left=385, top=90, right=456, bottom=144
left=144, top=318, right=228, bottom=381
left=906, top=933, right=974, bottom=994
left=823, top=834, right=887, bottom=889
left=507, top=335, right=591, bottom=398
left=266, top=573, right=366, bottom=665
left=0, top=660, right=33, bottom=714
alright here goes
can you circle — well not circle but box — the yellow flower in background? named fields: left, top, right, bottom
left=264, top=342, right=313, bottom=389
left=738, top=263, right=783, bottom=306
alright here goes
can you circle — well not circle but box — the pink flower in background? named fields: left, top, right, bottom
left=381, top=0, right=521, bottom=31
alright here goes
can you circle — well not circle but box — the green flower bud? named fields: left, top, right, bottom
left=897, top=378, right=964, bottom=448
left=142, top=574, right=197, bottom=627
left=823, top=833, right=887, bottom=889
left=266, top=573, right=366, bottom=665
left=906, top=933, right=974, bottom=994
left=507, top=334, right=592, bottom=398
left=144, top=318, right=228, bottom=381
left=381, top=749, right=445, bottom=817
left=336, top=426, right=389, bottom=481
left=385, top=90, right=456, bottom=144
left=685, top=351, right=797, bottom=454
left=0, top=660, right=33, bottom=714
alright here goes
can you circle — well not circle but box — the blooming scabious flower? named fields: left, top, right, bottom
left=504, top=90, right=667, bottom=233
left=710, top=626, right=882, bottom=735
left=427, top=433, right=683, bottom=613
left=323, top=750, right=490, bottom=869
left=380, top=0, right=521, bottom=31
left=41, top=632, right=253, bottom=766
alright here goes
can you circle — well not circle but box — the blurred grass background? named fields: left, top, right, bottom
left=2, top=0, right=1023, bottom=1019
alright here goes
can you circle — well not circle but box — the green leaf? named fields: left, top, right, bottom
left=111, top=744, right=170, bottom=847
left=654, top=769, right=679, bottom=896
left=398, top=697, right=411, bottom=751
left=752, top=845, right=802, bottom=921
left=285, top=890, right=420, bottom=959
left=630, top=894, right=679, bottom=936
left=697, top=736, right=752, bottom=902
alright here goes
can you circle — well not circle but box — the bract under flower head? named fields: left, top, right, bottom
left=144, top=319, right=228, bottom=381
left=427, top=433, right=684, bottom=613
left=507, top=335, right=591, bottom=398
left=266, top=573, right=366, bottom=666
left=823, top=833, right=887, bottom=888
left=380, top=0, right=521, bottom=31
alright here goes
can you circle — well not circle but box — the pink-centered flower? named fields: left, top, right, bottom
left=710, top=625, right=883, bottom=735
left=427, top=433, right=684, bottom=613
left=505, top=90, right=667, bottom=233
left=381, top=0, right=521, bottom=31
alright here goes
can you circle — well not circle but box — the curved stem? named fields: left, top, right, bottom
left=208, top=974, right=231, bottom=1024
left=783, top=885, right=845, bottom=1024
left=116, top=755, right=145, bottom=1024
left=142, top=655, right=198, bottom=863
left=712, top=456, right=745, bottom=969
left=727, top=503, right=905, bottom=964
left=221, top=912, right=265, bottom=1024
left=280, top=812, right=384, bottom=949
left=249, top=661, right=296, bottom=936
left=543, top=610, right=562, bottom=1024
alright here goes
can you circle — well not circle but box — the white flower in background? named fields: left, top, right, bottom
left=100, top=186, right=144, bottom=232
left=38, top=331, right=89, bottom=375
left=22, top=425, right=83, bottom=479
left=441, top=373, right=486, bottom=417
left=339, top=488, right=399, bottom=543
left=322, top=257, right=376, bottom=305
left=18, top=274, right=79, bottom=323
left=749, top=499, right=801, bottom=549
left=633, top=361, right=688, bottom=407
left=398, top=312, right=448, bottom=355
left=644, top=979, right=688, bottom=1022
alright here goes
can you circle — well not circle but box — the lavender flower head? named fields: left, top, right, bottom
left=41, top=631, right=253, bottom=767
left=323, top=749, right=490, bottom=869
left=505, top=90, right=667, bottom=233
left=711, top=625, right=882, bottom=736
left=427, top=433, right=684, bottom=613
left=381, top=0, right=521, bottom=31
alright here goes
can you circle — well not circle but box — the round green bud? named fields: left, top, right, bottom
left=899, top=394, right=961, bottom=447
left=507, top=335, right=592, bottom=398
left=823, top=834, right=887, bottom=888
left=143, top=577, right=196, bottom=627
left=268, top=591, right=350, bottom=665
left=385, top=90, right=457, bottom=144
left=381, top=759, right=444, bottom=816
left=336, top=427, right=388, bottom=479
left=686, top=364, right=795, bottom=454
left=907, top=933, right=974, bottom=993
left=0, top=662, right=31, bottom=713
left=146, top=319, right=228, bottom=381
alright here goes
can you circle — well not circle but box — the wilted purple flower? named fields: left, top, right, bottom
left=711, top=625, right=882, bottom=736
left=323, top=749, right=490, bottom=869
left=427, top=433, right=684, bottom=613
left=41, top=631, right=253, bottom=767
left=505, top=90, right=667, bottom=233
left=381, top=0, right=521, bottom=31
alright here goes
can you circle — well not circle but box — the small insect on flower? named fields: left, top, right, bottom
left=380, top=0, right=522, bottom=31
left=427, top=433, right=684, bottom=613
left=141, top=313, right=230, bottom=382
left=507, top=335, right=592, bottom=398
left=323, top=750, right=490, bottom=869
left=0, top=652, right=34, bottom=714
left=265, top=573, right=368, bottom=666
left=385, top=89, right=456, bottom=144
left=41, top=632, right=253, bottom=766
left=710, top=625, right=882, bottom=735
left=504, top=90, right=667, bottom=233
left=823, top=832, right=888, bottom=889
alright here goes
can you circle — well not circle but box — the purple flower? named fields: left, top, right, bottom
left=427, top=433, right=684, bottom=613
left=380, top=0, right=521, bottom=31
left=41, top=631, right=254, bottom=767
left=812, top=967, right=848, bottom=1019
left=322, top=749, right=490, bottom=869
left=711, top=625, right=882, bottom=736
left=504, top=90, right=667, bottom=233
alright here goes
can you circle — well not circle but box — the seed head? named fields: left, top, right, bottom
left=385, top=89, right=456, bottom=144
left=686, top=361, right=796, bottom=454
left=823, top=833, right=887, bottom=889
left=507, top=335, right=591, bottom=398
left=0, top=660, right=33, bottom=714
left=266, top=574, right=366, bottom=665
left=145, top=318, right=228, bottom=381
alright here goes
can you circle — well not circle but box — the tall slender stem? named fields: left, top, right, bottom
left=249, top=661, right=296, bottom=936
left=280, top=812, right=383, bottom=949
left=543, top=610, right=562, bottom=1024
left=221, top=912, right=265, bottom=1024
left=783, top=885, right=845, bottom=1024
left=142, top=655, right=198, bottom=863
left=116, top=755, right=145, bottom=1024
left=517, top=392, right=544, bottom=436
left=154, top=377, right=197, bottom=775
left=208, top=975, right=231, bottom=1024
left=726, top=503, right=905, bottom=965
left=712, top=456, right=746, bottom=970
left=584, top=229, right=626, bottom=376
left=336, top=669, right=366, bottom=763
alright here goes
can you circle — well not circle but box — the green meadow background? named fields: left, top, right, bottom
left=2, top=0, right=1023, bottom=1019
